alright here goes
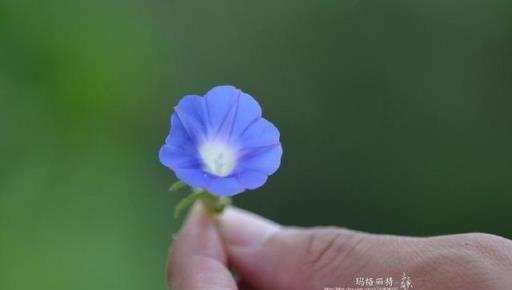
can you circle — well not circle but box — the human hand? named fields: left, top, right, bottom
left=167, top=204, right=512, bottom=290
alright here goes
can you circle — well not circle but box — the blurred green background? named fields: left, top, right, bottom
left=1, top=0, right=511, bottom=289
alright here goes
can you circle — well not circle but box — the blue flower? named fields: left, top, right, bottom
left=159, top=85, right=282, bottom=196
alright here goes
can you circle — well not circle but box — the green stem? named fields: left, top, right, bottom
left=173, top=188, right=231, bottom=219
left=201, top=192, right=231, bottom=215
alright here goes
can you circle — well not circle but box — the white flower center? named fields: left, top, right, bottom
left=199, top=140, right=237, bottom=177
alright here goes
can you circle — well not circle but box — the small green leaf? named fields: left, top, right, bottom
left=169, top=180, right=187, bottom=192
left=174, top=190, right=206, bottom=219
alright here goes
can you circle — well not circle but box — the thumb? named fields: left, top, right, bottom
left=218, top=207, right=391, bottom=290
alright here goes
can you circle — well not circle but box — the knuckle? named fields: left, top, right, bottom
left=415, top=233, right=512, bottom=289
left=463, top=232, right=511, bottom=246
left=460, top=233, right=512, bottom=265
left=259, top=227, right=364, bottom=287
left=303, top=227, right=362, bottom=272
left=456, top=233, right=507, bottom=254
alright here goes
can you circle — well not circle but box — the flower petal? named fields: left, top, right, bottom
left=239, top=145, right=283, bottom=175
left=229, top=92, right=262, bottom=140
left=237, top=118, right=280, bottom=148
left=165, top=114, right=196, bottom=154
left=174, top=95, right=208, bottom=143
left=206, top=176, right=244, bottom=196
left=204, top=85, right=240, bottom=137
left=236, top=170, right=268, bottom=190
left=173, top=168, right=210, bottom=189
left=159, top=144, right=201, bottom=170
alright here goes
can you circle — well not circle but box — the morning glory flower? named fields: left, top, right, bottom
left=159, top=85, right=282, bottom=196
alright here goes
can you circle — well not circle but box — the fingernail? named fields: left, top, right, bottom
left=218, top=207, right=281, bottom=248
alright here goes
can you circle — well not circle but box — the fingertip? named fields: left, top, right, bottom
left=218, top=206, right=281, bottom=248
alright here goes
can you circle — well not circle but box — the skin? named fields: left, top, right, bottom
left=167, top=204, right=512, bottom=290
